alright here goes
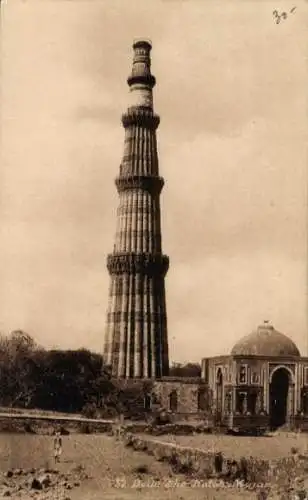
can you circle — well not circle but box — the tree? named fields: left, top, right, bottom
left=104, top=379, right=154, bottom=419
left=29, top=348, right=114, bottom=413
left=0, top=333, right=116, bottom=413
left=9, top=330, right=37, bottom=354
left=169, top=362, right=201, bottom=377
left=0, top=331, right=38, bottom=407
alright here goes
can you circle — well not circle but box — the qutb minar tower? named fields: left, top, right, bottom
left=103, top=40, right=169, bottom=379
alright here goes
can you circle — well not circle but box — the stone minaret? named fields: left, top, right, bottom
left=103, top=40, right=169, bottom=379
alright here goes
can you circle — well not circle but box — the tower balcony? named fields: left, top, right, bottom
left=107, top=252, right=169, bottom=277
left=127, top=73, right=156, bottom=89
left=122, top=108, right=160, bottom=130
left=115, top=174, right=164, bottom=195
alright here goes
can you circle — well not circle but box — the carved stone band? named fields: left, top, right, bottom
left=115, top=175, right=164, bottom=195
left=122, top=109, right=160, bottom=130
left=127, top=74, right=156, bottom=88
left=107, top=252, right=169, bottom=277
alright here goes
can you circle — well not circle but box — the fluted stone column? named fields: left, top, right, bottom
left=103, top=40, right=169, bottom=378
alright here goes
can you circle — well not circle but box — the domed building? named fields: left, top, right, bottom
left=152, top=321, right=308, bottom=432
left=200, top=321, right=308, bottom=431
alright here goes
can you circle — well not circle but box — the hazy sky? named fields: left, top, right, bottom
left=1, top=0, right=307, bottom=362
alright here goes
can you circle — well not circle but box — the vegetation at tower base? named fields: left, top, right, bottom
left=0, top=331, right=113, bottom=414
left=0, top=330, right=203, bottom=421
left=169, top=362, right=201, bottom=378
left=0, top=330, right=155, bottom=419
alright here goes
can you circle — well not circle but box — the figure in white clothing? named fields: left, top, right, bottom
left=53, top=431, right=62, bottom=463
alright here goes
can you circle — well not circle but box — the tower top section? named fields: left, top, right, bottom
left=132, top=38, right=152, bottom=50
left=127, top=38, right=156, bottom=110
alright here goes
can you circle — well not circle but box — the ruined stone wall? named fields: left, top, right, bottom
left=124, top=433, right=308, bottom=489
left=153, top=378, right=209, bottom=418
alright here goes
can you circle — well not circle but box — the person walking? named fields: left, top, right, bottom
left=53, top=430, right=62, bottom=464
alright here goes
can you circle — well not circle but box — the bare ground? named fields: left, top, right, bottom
left=0, top=434, right=254, bottom=499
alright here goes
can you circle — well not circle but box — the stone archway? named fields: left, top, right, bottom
left=269, top=367, right=292, bottom=429
left=216, top=368, right=223, bottom=418
left=169, top=390, right=178, bottom=413
left=144, top=393, right=152, bottom=411
left=197, top=388, right=207, bottom=411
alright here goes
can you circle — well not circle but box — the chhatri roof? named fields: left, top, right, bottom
left=231, top=322, right=300, bottom=357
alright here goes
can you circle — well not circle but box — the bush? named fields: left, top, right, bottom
left=60, top=426, right=70, bottom=435
left=81, top=402, right=97, bottom=419
left=152, top=410, right=172, bottom=426
left=24, top=423, right=36, bottom=434
left=177, top=454, right=194, bottom=474
left=214, top=452, right=223, bottom=473
left=291, top=446, right=299, bottom=455
left=79, top=423, right=92, bottom=434
left=256, top=488, right=270, bottom=500
left=132, top=464, right=149, bottom=475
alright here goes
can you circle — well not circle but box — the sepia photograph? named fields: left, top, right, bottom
left=0, top=1, right=308, bottom=498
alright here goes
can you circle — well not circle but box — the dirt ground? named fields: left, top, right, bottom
left=144, top=432, right=308, bottom=460
left=0, top=434, right=255, bottom=499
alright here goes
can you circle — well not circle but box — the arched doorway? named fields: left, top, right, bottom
left=197, top=388, right=207, bottom=411
left=144, top=393, right=152, bottom=411
left=269, top=367, right=291, bottom=429
left=169, top=390, right=178, bottom=413
left=216, top=368, right=223, bottom=418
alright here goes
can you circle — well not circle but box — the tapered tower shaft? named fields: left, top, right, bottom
left=103, top=40, right=169, bottom=378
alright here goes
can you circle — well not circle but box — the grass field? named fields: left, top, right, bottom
left=145, top=432, right=308, bottom=460
left=0, top=434, right=255, bottom=499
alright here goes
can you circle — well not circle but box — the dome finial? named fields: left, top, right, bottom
left=259, top=319, right=273, bottom=331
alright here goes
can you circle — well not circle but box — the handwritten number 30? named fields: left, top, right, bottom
left=273, top=7, right=296, bottom=24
